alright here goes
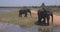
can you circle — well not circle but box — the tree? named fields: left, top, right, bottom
left=41, top=3, right=46, bottom=7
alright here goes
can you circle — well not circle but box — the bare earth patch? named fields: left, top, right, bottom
left=53, top=15, right=60, bottom=25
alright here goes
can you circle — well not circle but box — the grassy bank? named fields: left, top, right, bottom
left=0, top=10, right=38, bottom=27
left=54, top=12, right=60, bottom=16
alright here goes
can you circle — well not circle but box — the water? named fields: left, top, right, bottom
left=53, top=26, right=60, bottom=32
left=0, top=8, right=20, bottom=12
left=0, top=23, right=38, bottom=32
left=0, top=23, right=60, bottom=32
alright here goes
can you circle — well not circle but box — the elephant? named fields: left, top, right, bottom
left=19, top=8, right=31, bottom=17
left=37, top=8, right=53, bottom=26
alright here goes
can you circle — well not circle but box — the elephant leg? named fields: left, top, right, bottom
left=51, top=14, right=53, bottom=24
left=47, top=16, right=50, bottom=25
left=37, top=16, right=43, bottom=25
left=42, top=17, right=46, bottom=25
left=43, top=17, right=46, bottom=24
left=24, top=13, right=27, bottom=17
left=29, top=11, right=31, bottom=16
left=19, top=13, right=22, bottom=17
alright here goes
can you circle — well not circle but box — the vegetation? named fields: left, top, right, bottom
left=0, top=10, right=38, bottom=27
left=53, top=7, right=60, bottom=15
left=41, top=3, right=46, bottom=7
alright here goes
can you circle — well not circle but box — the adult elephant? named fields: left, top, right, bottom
left=19, top=8, right=31, bottom=17
left=37, top=8, right=53, bottom=26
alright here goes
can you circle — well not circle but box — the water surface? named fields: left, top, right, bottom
left=0, top=23, right=38, bottom=32
left=53, top=26, right=60, bottom=32
left=0, top=8, right=20, bottom=12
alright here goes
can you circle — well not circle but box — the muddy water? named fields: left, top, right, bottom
left=0, top=23, right=38, bottom=32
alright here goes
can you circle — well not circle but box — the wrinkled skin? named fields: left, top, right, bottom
left=37, top=8, right=53, bottom=26
left=19, top=8, right=31, bottom=17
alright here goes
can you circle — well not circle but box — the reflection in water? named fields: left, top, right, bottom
left=53, top=26, right=60, bottom=32
left=40, top=26, right=60, bottom=32
left=38, top=26, right=52, bottom=32
left=0, top=23, right=60, bottom=32
left=0, top=23, right=38, bottom=32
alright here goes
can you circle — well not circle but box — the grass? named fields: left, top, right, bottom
left=54, top=12, right=60, bottom=16
left=53, top=7, right=60, bottom=15
left=0, top=10, right=38, bottom=27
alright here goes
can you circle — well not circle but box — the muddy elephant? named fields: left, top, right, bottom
left=37, top=8, right=53, bottom=26
left=19, top=8, right=31, bottom=17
